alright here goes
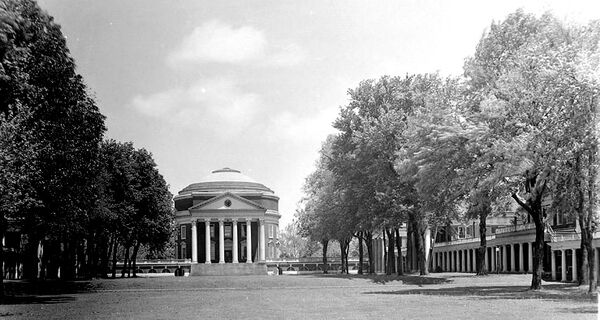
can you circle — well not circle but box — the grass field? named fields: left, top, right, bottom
left=1, top=273, right=597, bottom=319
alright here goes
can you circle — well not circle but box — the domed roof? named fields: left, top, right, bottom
left=179, top=167, right=274, bottom=194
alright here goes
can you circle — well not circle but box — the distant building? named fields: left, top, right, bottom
left=429, top=200, right=600, bottom=283
left=173, top=168, right=281, bottom=275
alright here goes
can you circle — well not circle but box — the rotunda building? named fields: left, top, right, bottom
left=174, top=168, right=281, bottom=275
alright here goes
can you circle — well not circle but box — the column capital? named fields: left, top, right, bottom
left=204, top=218, right=212, bottom=223
left=218, top=218, right=225, bottom=223
left=191, top=219, right=197, bottom=226
left=231, top=218, right=238, bottom=223
left=245, top=217, right=253, bottom=222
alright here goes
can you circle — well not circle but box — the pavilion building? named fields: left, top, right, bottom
left=174, top=168, right=281, bottom=275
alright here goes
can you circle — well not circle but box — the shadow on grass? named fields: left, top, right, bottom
left=303, top=273, right=453, bottom=285
left=364, top=283, right=597, bottom=303
left=1, top=280, right=93, bottom=305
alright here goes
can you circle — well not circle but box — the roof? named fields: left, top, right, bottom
left=178, top=167, right=274, bottom=194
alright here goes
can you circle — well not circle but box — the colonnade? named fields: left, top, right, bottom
left=433, top=242, right=536, bottom=274
left=549, top=247, right=596, bottom=282
left=189, top=217, right=266, bottom=264
left=434, top=243, right=600, bottom=283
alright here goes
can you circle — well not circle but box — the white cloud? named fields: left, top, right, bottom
left=130, top=78, right=261, bottom=135
left=167, top=20, right=266, bottom=66
left=167, top=20, right=305, bottom=68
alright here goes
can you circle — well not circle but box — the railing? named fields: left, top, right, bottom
left=435, top=235, right=495, bottom=247
left=495, top=223, right=536, bottom=234
left=550, top=233, right=581, bottom=242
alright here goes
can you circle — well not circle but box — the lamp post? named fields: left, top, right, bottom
left=496, top=247, right=500, bottom=274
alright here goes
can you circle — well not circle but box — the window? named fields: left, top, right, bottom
left=181, top=225, right=186, bottom=240
left=268, top=224, right=274, bottom=238
left=241, top=223, right=246, bottom=237
left=458, top=226, right=465, bottom=238
left=180, top=242, right=186, bottom=259
left=224, top=224, right=232, bottom=238
left=210, top=224, right=215, bottom=238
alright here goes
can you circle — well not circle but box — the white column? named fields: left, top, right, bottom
left=466, top=249, right=471, bottom=272
left=594, top=248, right=599, bottom=283
left=205, top=219, right=211, bottom=264
left=551, top=250, right=556, bottom=280
left=450, top=251, right=454, bottom=272
left=528, top=242, right=533, bottom=273
left=518, top=243, right=524, bottom=272
left=191, top=220, right=198, bottom=263
left=491, top=247, right=496, bottom=272
left=432, top=251, right=437, bottom=271
left=561, top=249, right=567, bottom=282
left=259, top=219, right=266, bottom=262
left=424, top=228, right=431, bottom=263
left=510, top=244, right=515, bottom=272
left=232, top=219, right=239, bottom=263
left=444, top=251, right=450, bottom=271
left=463, top=250, right=467, bottom=272
left=502, top=246, right=507, bottom=272
left=246, top=218, right=253, bottom=263
left=572, top=248, right=578, bottom=283
left=219, top=219, right=225, bottom=264
left=443, top=252, right=446, bottom=271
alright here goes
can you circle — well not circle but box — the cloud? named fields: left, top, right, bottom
left=167, top=20, right=305, bottom=67
left=130, top=78, right=261, bottom=135
left=167, top=20, right=266, bottom=65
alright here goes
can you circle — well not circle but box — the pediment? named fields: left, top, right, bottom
left=188, top=192, right=265, bottom=211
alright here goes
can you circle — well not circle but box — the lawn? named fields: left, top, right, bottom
left=1, top=273, right=597, bottom=319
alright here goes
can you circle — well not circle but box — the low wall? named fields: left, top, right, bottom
left=190, top=263, right=267, bottom=276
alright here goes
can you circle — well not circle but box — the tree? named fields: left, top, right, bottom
left=0, top=0, right=105, bottom=281
left=466, top=10, right=600, bottom=290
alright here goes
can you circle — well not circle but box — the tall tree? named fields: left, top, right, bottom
left=0, top=0, right=105, bottom=281
left=466, top=10, right=600, bottom=290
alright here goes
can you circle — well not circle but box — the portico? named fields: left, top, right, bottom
left=174, top=168, right=281, bottom=275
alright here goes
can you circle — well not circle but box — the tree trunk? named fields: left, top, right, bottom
left=103, top=235, right=114, bottom=278
left=395, top=228, right=403, bottom=276
left=385, top=228, right=395, bottom=275
left=111, top=240, right=118, bottom=279
left=411, top=213, right=429, bottom=275
left=339, top=239, right=347, bottom=274
left=357, top=232, right=364, bottom=275
left=321, top=239, right=328, bottom=274
left=531, top=221, right=545, bottom=290
left=512, top=167, right=551, bottom=290
left=0, top=216, right=5, bottom=300
left=131, top=242, right=140, bottom=278
left=586, top=144, right=598, bottom=293
left=365, top=231, right=374, bottom=274
left=121, top=245, right=130, bottom=278
left=476, top=213, right=487, bottom=275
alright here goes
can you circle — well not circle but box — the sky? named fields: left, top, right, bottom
left=36, top=0, right=599, bottom=227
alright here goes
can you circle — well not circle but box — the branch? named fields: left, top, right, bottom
left=511, top=192, right=534, bottom=216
